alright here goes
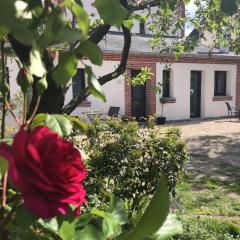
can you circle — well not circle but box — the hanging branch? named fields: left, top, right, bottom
left=63, top=26, right=132, bottom=115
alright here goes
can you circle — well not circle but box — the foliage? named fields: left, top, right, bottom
left=81, top=118, right=188, bottom=219
left=174, top=217, right=240, bottom=240
left=128, top=67, right=154, bottom=86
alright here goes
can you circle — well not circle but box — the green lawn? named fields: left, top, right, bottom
left=172, top=175, right=240, bottom=239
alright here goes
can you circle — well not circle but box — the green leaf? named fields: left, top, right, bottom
left=45, top=114, right=73, bottom=137
left=38, top=218, right=59, bottom=232
left=29, top=43, right=46, bottom=78
left=37, top=77, right=48, bottom=95
left=75, top=225, right=104, bottom=240
left=57, top=208, right=78, bottom=240
left=64, top=0, right=89, bottom=37
left=59, top=221, right=76, bottom=240
left=0, top=26, right=9, bottom=39
left=0, top=0, right=35, bottom=45
left=52, top=53, right=78, bottom=87
left=85, top=66, right=106, bottom=102
left=77, top=40, right=102, bottom=66
left=37, top=7, right=83, bottom=48
left=91, top=208, right=107, bottom=218
left=123, top=19, right=134, bottom=30
left=76, top=213, right=92, bottom=229
left=30, top=113, right=47, bottom=130
left=10, top=22, right=35, bottom=46
left=152, top=214, right=183, bottom=240
left=66, top=116, right=88, bottom=133
left=124, top=175, right=169, bottom=240
left=30, top=114, right=73, bottom=137
left=95, top=0, right=128, bottom=27
left=102, top=214, right=121, bottom=239
left=109, top=195, right=128, bottom=225
left=15, top=206, right=37, bottom=229
left=0, top=156, right=8, bottom=179
left=57, top=27, right=83, bottom=44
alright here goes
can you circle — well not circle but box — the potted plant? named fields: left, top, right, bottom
left=157, top=99, right=166, bottom=125
left=153, top=83, right=167, bottom=125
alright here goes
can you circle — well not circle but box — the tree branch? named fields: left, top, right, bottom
left=89, top=24, right=111, bottom=44
left=128, top=0, right=161, bottom=12
left=63, top=26, right=131, bottom=115
left=99, top=26, right=131, bottom=85
left=7, top=35, right=31, bottom=65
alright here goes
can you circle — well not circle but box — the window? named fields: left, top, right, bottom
left=72, top=69, right=85, bottom=98
left=214, top=71, right=226, bottom=96
left=162, top=70, right=170, bottom=98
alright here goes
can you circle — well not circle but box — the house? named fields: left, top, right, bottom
left=4, top=1, right=240, bottom=122
left=67, top=33, right=240, bottom=120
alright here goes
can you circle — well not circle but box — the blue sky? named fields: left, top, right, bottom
left=185, top=1, right=197, bottom=35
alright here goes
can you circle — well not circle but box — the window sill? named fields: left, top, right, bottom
left=212, top=96, right=233, bottom=101
left=160, top=98, right=176, bottom=104
left=78, top=100, right=91, bottom=107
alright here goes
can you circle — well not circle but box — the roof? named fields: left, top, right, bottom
left=98, top=33, right=239, bottom=59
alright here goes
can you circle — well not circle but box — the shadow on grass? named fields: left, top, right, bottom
left=185, top=133, right=240, bottom=183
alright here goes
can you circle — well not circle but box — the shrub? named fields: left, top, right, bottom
left=80, top=118, right=189, bottom=219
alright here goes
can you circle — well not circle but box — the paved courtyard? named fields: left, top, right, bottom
left=169, top=118, right=240, bottom=182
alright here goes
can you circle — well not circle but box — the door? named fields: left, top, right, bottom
left=131, top=70, right=146, bottom=120
left=190, top=71, right=201, bottom=118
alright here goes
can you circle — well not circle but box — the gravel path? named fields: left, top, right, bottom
left=170, top=118, right=240, bottom=139
left=168, top=118, right=240, bottom=182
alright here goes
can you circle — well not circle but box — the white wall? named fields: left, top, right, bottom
left=156, top=63, right=237, bottom=120
left=6, top=57, right=237, bottom=122
left=5, top=58, right=23, bottom=127
left=65, top=60, right=125, bottom=116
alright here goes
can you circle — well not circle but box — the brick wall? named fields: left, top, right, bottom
left=103, top=52, right=240, bottom=115
left=124, top=61, right=156, bottom=116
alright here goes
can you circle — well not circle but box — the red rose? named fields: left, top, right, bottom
left=0, top=126, right=86, bottom=219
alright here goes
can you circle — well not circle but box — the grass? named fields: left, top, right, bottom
left=174, top=217, right=240, bottom=240
left=169, top=130, right=240, bottom=239
left=172, top=175, right=240, bottom=239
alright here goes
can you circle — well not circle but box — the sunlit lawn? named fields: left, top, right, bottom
left=172, top=170, right=240, bottom=239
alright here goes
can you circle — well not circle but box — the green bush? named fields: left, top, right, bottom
left=80, top=118, right=188, bottom=219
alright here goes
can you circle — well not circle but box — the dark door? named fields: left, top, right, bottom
left=131, top=70, right=146, bottom=120
left=190, top=71, right=201, bottom=118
